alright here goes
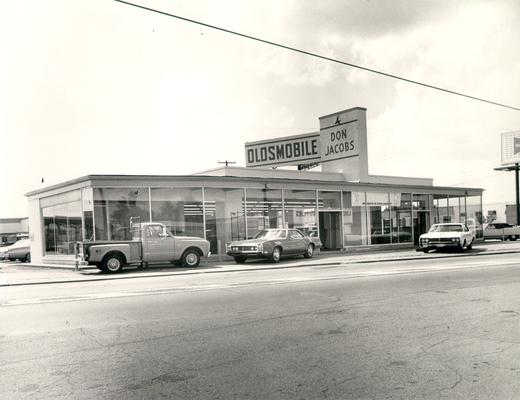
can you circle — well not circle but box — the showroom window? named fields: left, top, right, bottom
left=93, top=188, right=150, bottom=240
left=390, top=193, right=412, bottom=243
left=41, top=190, right=82, bottom=256
left=342, top=191, right=368, bottom=246
left=283, top=189, right=317, bottom=237
left=245, top=189, right=283, bottom=239
left=203, top=188, right=246, bottom=254
left=150, top=187, right=204, bottom=238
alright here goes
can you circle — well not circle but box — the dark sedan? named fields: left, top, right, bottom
left=226, top=228, right=321, bottom=264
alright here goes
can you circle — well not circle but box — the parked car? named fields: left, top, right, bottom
left=0, top=245, right=12, bottom=260
left=418, top=223, right=475, bottom=253
left=483, top=222, right=520, bottom=241
left=6, top=238, right=31, bottom=262
left=226, top=228, right=322, bottom=263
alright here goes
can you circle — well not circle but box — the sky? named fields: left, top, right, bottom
left=1, top=0, right=520, bottom=218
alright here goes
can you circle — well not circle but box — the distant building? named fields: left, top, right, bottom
left=0, top=217, right=29, bottom=245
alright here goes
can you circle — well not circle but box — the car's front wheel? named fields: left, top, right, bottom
left=234, top=256, right=246, bottom=264
left=303, top=244, right=314, bottom=258
left=182, top=249, right=201, bottom=268
left=270, top=247, right=282, bottom=263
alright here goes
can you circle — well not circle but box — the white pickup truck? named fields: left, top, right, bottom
left=483, top=222, right=520, bottom=241
left=75, top=222, right=211, bottom=273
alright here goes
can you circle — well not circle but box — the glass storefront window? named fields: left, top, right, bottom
left=365, top=192, right=391, bottom=244
left=466, top=194, right=483, bottom=238
left=284, top=189, right=317, bottom=237
left=390, top=193, right=412, bottom=243
left=433, top=195, right=450, bottom=223
left=43, top=207, right=56, bottom=254
left=93, top=188, right=150, bottom=240
left=318, top=191, right=341, bottom=210
left=203, top=188, right=246, bottom=254
left=42, top=200, right=81, bottom=255
left=450, top=196, right=462, bottom=223
left=413, top=194, right=431, bottom=211
left=245, top=189, right=283, bottom=238
left=150, top=187, right=204, bottom=238
left=343, top=191, right=368, bottom=246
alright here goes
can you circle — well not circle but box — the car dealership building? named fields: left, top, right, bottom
left=26, top=107, right=483, bottom=265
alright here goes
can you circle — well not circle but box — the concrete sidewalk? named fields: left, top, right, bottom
left=1, top=240, right=520, bottom=287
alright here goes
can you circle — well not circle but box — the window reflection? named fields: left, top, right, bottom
left=245, top=189, right=283, bottom=238
left=284, top=189, right=317, bottom=237
left=342, top=192, right=368, bottom=246
left=42, top=200, right=81, bottom=255
left=204, top=188, right=245, bottom=254
left=150, top=188, right=203, bottom=238
left=93, top=188, right=150, bottom=240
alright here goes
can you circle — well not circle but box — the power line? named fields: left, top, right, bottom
left=114, top=0, right=520, bottom=112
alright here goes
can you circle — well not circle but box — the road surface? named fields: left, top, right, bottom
left=2, top=253, right=520, bottom=399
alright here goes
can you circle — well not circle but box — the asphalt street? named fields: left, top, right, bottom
left=2, top=253, right=520, bottom=399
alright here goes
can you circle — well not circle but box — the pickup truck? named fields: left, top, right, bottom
left=75, top=222, right=211, bottom=273
left=483, top=222, right=520, bottom=241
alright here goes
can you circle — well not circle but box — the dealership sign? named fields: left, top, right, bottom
left=319, top=119, right=359, bottom=162
left=245, top=119, right=359, bottom=167
left=501, top=131, right=520, bottom=166
left=245, top=132, right=320, bottom=167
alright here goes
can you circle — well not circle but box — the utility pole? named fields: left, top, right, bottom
left=218, top=160, right=236, bottom=167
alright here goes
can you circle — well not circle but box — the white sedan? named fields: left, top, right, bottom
left=419, top=223, right=475, bottom=253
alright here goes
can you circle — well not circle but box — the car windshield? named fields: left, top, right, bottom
left=429, top=224, right=463, bottom=232
left=254, top=230, right=286, bottom=239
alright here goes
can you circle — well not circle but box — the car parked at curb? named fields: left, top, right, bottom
left=6, top=238, right=31, bottom=262
left=483, top=222, right=520, bottom=241
left=226, top=228, right=322, bottom=264
left=418, top=223, right=474, bottom=253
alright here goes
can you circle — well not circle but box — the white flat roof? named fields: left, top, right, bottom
left=194, top=166, right=433, bottom=186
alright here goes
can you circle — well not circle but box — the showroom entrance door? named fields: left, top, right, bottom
left=413, top=211, right=430, bottom=245
left=319, top=211, right=342, bottom=250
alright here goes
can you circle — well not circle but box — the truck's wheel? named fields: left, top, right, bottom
left=467, top=240, right=473, bottom=250
left=270, top=247, right=282, bottom=263
left=101, top=253, right=124, bottom=273
left=303, top=244, right=314, bottom=258
left=182, top=249, right=201, bottom=268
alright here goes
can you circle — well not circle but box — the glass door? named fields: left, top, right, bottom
left=319, top=211, right=342, bottom=250
left=413, top=211, right=430, bottom=245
